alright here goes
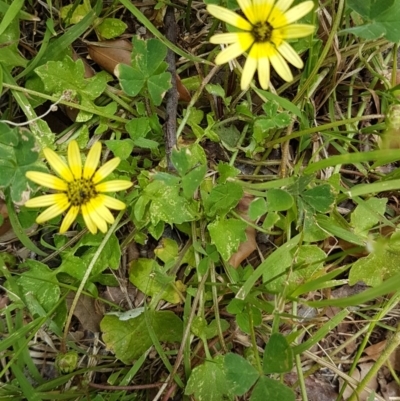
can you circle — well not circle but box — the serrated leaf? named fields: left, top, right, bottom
left=349, top=246, right=400, bottom=287
left=263, top=333, right=293, bottom=374
left=145, top=182, right=197, bottom=225
left=129, top=258, right=183, bottom=303
left=35, top=56, right=110, bottom=99
left=250, top=376, right=295, bottom=401
left=350, top=197, right=387, bottom=235
left=224, top=353, right=259, bottom=396
left=185, top=358, right=233, bottom=401
left=208, top=217, right=247, bottom=261
left=101, top=311, right=183, bottom=363
left=18, top=260, right=60, bottom=314
left=204, top=182, right=243, bottom=217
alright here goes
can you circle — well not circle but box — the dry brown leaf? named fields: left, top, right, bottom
left=87, top=39, right=191, bottom=102
left=0, top=199, right=11, bottom=236
left=66, top=293, right=104, bottom=333
left=87, top=39, right=132, bottom=75
left=285, top=373, right=338, bottom=401
left=229, top=194, right=257, bottom=268
left=364, top=340, right=400, bottom=370
left=341, top=362, right=379, bottom=401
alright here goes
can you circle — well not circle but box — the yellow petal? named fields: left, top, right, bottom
left=87, top=199, right=108, bottom=233
left=90, top=196, right=115, bottom=224
left=207, top=4, right=252, bottom=31
left=97, top=194, right=126, bottom=210
left=92, top=157, right=120, bottom=184
left=68, top=140, right=82, bottom=179
left=282, top=24, right=315, bottom=39
left=36, top=199, right=70, bottom=224
left=278, top=41, right=303, bottom=68
left=280, top=1, right=314, bottom=26
left=81, top=204, right=97, bottom=234
left=25, top=193, right=68, bottom=208
left=59, top=205, right=80, bottom=233
left=95, top=180, right=132, bottom=193
left=241, top=46, right=258, bottom=90
left=258, top=56, right=270, bottom=90
left=237, top=0, right=257, bottom=24
left=250, top=0, right=274, bottom=24
left=270, top=52, right=293, bottom=82
left=274, top=0, right=295, bottom=13
left=210, top=33, right=243, bottom=44
left=83, top=141, right=102, bottom=179
left=215, top=42, right=248, bottom=65
left=43, top=148, right=74, bottom=182
left=26, top=171, right=68, bottom=191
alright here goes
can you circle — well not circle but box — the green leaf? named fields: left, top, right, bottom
left=204, top=182, right=243, bottom=217
left=349, top=244, right=400, bottom=287
left=147, top=71, right=171, bottom=106
left=105, top=139, right=134, bottom=160
left=185, top=358, right=233, bottom=401
left=265, top=245, right=326, bottom=294
left=101, top=311, right=183, bottom=364
left=345, top=0, right=400, bottom=42
left=204, top=319, right=230, bottom=339
left=248, top=198, right=268, bottom=220
left=18, top=260, right=60, bottom=315
left=58, top=254, right=88, bottom=281
left=0, top=122, right=19, bottom=146
left=301, top=185, right=335, bottom=213
left=263, top=333, right=293, bottom=374
left=129, top=258, right=183, bottom=303
left=171, top=144, right=207, bottom=176
left=217, top=162, right=240, bottom=183
left=182, top=165, right=207, bottom=199
left=154, top=238, right=179, bottom=264
left=35, top=56, right=110, bottom=118
left=131, top=36, right=168, bottom=76
left=96, top=18, right=127, bottom=39
left=350, top=197, right=387, bottom=235
left=208, top=217, right=247, bottom=261
left=117, top=36, right=172, bottom=105
left=224, top=353, right=259, bottom=396
left=126, top=117, right=151, bottom=141
left=266, top=189, right=294, bottom=212
left=117, top=63, right=145, bottom=96
left=250, top=376, right=295, bottom=401
left=144, top=180, right=197, bottom=225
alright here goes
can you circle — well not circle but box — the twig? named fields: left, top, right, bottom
left=164, top=5, right=178, bottom=171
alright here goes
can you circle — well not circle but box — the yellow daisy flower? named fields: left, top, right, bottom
left=25, top=140, right=133, bottom=234
left=207, top=0, right=315, bottom=90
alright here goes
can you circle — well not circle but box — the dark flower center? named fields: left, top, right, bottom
left=253, top=21, right=273, bottom=42
left=67, top=178, right=97, bottom=206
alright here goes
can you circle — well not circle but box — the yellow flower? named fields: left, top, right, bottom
left=207, top=0, right=315, bottom=90
left=25, top=140, right=133, bottom=234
